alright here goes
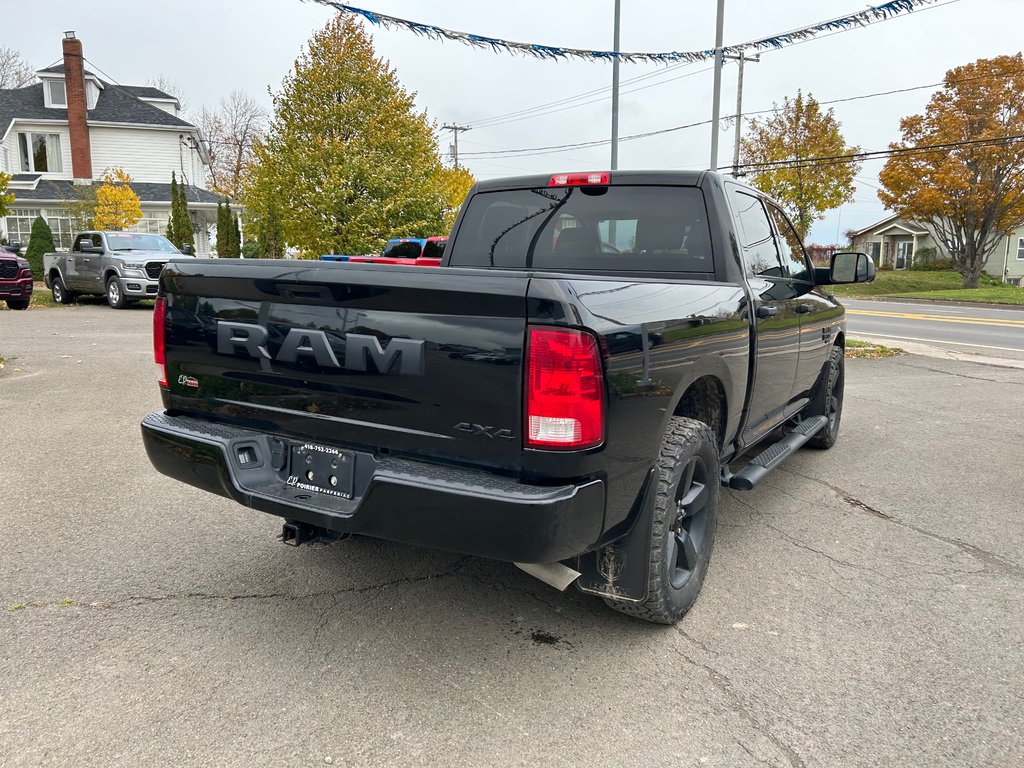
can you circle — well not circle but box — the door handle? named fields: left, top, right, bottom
left=795, top=303, right=814, bottom=314
left=756, top=305, right=779, bottom=318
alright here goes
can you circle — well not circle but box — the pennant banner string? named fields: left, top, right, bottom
left=307, top=0, right=941, bottom=65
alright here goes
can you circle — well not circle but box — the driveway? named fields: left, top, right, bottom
left=1, top=306, right=1021, bottom=767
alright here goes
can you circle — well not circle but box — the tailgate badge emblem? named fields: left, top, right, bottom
left=178, top=374, right=200, bottom=388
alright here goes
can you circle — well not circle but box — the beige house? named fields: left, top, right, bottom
left=850, top=214, right=1024, bottom=285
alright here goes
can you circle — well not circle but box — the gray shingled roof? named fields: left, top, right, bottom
left=10, top=179, right=221, bottom=205
left=121, top=85, right=178, bottom=101
left=37, top=64, right=98, bottom=77
left=0, top=77, right=195, bottom=139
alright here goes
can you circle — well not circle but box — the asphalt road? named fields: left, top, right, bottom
left=844, top=298, right=1024, bottom=359
left=2, top=305, right=1022, bottom=768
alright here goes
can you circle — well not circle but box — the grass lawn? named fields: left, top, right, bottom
left=0, top=283, right=152, bottom=310
left=831, top=270, right=1024, bottom=305
left=845, top=339, right=902, bottom=358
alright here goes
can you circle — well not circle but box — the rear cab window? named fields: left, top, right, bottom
left=449, top=185, right=715, bottom=276
left=383, top=240, right=425, bottom=259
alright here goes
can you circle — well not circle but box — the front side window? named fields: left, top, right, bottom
left=730, top=189, right=783, bottom=277
left=765, top=202, right=811, bottom=282
left=449, top=185, right=713, bottom=275
left=18, top=133, right=63, bottom=173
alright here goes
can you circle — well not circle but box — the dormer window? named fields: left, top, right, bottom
left=46, top=80, right=67, bottom=108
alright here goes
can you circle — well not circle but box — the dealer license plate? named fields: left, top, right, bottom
left=286, top=442, right=355, bottom=500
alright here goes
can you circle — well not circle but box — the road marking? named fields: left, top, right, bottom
left=851, top=332, right=1024, bottom=354
left=848, top=309, right=1024, bottom=329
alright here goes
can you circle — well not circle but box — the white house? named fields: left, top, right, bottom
left=849, top=213, right=1024, bottom=285
left=0, top=32, right=222, bottom=254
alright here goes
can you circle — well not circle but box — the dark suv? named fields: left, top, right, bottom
left=0, top=242, right=32, bottom=310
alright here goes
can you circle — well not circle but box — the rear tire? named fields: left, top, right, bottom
left=51, top=276, right=75, bottom=304
left=106, top=276, right=127, bottom=309
left=605, top=417, right=720, bottom=625
left=807, top=345, right=844, bottom=449
left=6, top=299, right=29, bottom=310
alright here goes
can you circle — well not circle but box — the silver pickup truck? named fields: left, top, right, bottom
left=44, top=231, right=193, bottom=309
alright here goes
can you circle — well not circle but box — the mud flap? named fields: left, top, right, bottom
left=575, top=467, right=658, bottom=603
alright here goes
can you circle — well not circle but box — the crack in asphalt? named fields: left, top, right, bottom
left=670, top=643, right=806, bottom=768
left=726, top=492, right=873, bottom=573
left=774, top=468, right=1024, bottom=580
left=896, top=360, right=1024, bottom=386
left=6, top=556, right=474, bottom=614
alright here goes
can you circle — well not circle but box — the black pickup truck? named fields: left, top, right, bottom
left=141, top=170, right=874, bottom=624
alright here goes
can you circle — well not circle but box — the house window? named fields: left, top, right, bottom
left=45, top=209, right=74, bottom=250
left=4, top=209, right=42, bottom=246
left=130, top=216, right=170, bottom=236
left=47, top=80, right=67, bottom=107
left=1017, top=238, right=1024, bottom=260
left=18, top=133, right=63, bottom=173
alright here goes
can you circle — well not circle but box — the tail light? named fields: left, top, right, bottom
left=154, top=296, right=167, bottom=388
left=525, top=327, right=605, bottom=450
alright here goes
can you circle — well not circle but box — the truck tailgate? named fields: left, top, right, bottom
left=160, top=260, right=529, bottom=472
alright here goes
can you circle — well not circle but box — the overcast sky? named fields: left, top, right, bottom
left=7, top=0, right=1021, bottom=243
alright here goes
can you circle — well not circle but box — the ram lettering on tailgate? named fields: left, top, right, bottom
left=215, top=320, right=425, bottom=375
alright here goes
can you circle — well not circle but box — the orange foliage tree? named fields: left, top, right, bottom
left=878, top=54, right=1024, bottom=288
left=93, top=167, right=143, bottom=231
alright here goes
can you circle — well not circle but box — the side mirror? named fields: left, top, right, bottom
left=81, top=244, right=103, bottom=254
left=8, top=241, right=21, bottom=252
left=180, top=244, right=194, bottom=256
left=828, top=252, right=876, bottom=284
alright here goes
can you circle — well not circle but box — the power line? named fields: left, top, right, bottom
left=460, top=0, right=961, bottom=131
left=461, top=65, right=1024, bottom=160
left=737, top=134, right=1024, bottom=173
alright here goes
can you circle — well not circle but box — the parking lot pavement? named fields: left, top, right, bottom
left=1, top=305, right=1022, bottom=768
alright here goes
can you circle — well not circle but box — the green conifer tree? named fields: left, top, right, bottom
left=166, top=172, right=179, bottom=248
left=24, top=216, right=55, bottom=278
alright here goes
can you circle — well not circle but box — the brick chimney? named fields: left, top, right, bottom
left=62, top=32, right=92, bottom=181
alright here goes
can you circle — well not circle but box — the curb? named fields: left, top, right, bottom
left=840, top=295, right=1024, bottom=311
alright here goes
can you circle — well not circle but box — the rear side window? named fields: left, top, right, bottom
left=383, top=240, right=424, bottom=259
left=449, top=186, right=714, bottom=275
left=422, top=239, right=446, bottom=259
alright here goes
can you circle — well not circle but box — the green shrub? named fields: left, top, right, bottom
left=241, top=240, right=261, bottom=259
left=24, top=216, right=55, bottom=278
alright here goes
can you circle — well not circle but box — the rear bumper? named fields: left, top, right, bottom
left=141, top=412, right=605, bottom=563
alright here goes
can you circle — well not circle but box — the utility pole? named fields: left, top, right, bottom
left=610, top=0, right=621, bottom=171
left=442, top=124, right=470, bottom=166
left=725, top=51, right=759, bottom=176
left=709, top=0, right=726, bottom=171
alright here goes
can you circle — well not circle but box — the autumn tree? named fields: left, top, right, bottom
left=93, top=168, right=142, bottom=230
left=241, top=15, right=454, bottom=257
left=879, top=54, right=1024, bottom=288
left=740, top=91, right=861, bottom=239
left=0, top=47, right=34, bottom=89
left=0, top=171, right=13, bottom=219
left=197, top=91, right=268, bottom=198
left=438, top=165, right=476, bottom=231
